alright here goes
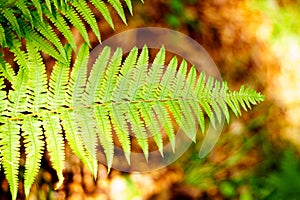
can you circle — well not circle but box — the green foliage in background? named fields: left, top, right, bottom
left=251, top=149, right=300, bottom=200
left=183, top=123, right=300, bottom=200
left=0, top=0, right=264, bottom=199
left=248, top=0, right=300, bottom=49
left=165, top=0, right=198, bottom=29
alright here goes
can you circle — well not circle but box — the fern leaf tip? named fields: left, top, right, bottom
left=159, top=148, right=164, bottom=157
left=107, top=167, right=111, bottom=174
left=125, top=152, right=131, bottom=165
left=144, top=151, right=149, bottom=162
left=54, top=176, right=64, bottom=190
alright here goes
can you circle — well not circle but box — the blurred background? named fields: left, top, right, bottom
left=1, top=0, right=300, bottom=199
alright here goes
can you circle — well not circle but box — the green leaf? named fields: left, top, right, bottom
left=152, top=102, right=175, bottom=151
left=45, top=0, right=52, bottom=13
left=43, top=8, right=77, bottom=51
left=62, top=6, right=90, bottom=46
left=139, top=102, right=163, bottom=155
left=26, top=42, right=48, bottom=112
left=124, top=0, right=133, bottom=15
left=85, top=46, right=111, bottom=105
left=110, top=103, right=131, bottom=164
left=107, top=0, right=127, bottom=24
left=48, top=45, right=72, bottom=109
left=74, top=108, right=98, bottom=172
left=157, top=56, right=177, bottom=98
left=31, top=0, right=43, bottom=21
left=71, top=0, right=101, bottom=42
left=24, top=25, right=61, bottom=61
left=31, top=11, right=66, bottom=61
left=1, top=8, right=21, bottom=36
left=90, top=0, right=115, bottom=29
left=0, top=45, right=265, bottom=199
left=0, top=77, right=7, bottom=111
left=0, top=120, right=20, bottom=200
left=7, top=68, right=28, bottom=116
left=0, top=60, right=15, bottom=83
left=120, top=46, right=138, bottom=76
left=93, top=105, right=114, bottom=171
left=42, top=113, right=65, bottom=189
left=61, top=110, right=97, bottom=178
left=22, top=116, right=44, bottom=198
left=143, top=46, right=164, bottom=100
left=126, top=103, right=148, bottom=160
left=68, top=43, right=89, bottom=106
left=15, top=0, right=33, bottom=24
left=98, top=48, right=123, bottom=102
left=0, top=23, right=6, bottom=46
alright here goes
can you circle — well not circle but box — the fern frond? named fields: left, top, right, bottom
left=110, top=103, right=131, bottom=164
left=98, top=48, right=123, bottom=102
left=42, top=113, right=65, bottom=189
left=195, top=72, right=217, bottom=127
left=75, top=108, right=98, bottom=172
left=107, top=0, right=127, bottom=24
left=84, top=46, right=113, bottom=170
left=124, top=0, right=133, bottom=15
left=120, top=46, right=139, bottom=76
left=93, top=105, right=114, bottom=171
left=22, top=24, right=62, bottom=61
left=212, top=81, right=230, bottom=123
left=139, top=102, right=164, bottom=155
left=113, top=46, right=142, bottom=100
left=0, top=77, right=7, bottom=111
left=66, top=44, right=99, bottom=174
left=0, top=60, right=15, bottom=83
left=31, top=0, right=43, bottom=20
left=226, top=84, right=265, bottom=116
left=7, top=68, right=29, bottom=116
left=152, top=102, right=175, bottom=151
left=0, top=120, right=20, bottom=200
left=62, top=6, right=90, bottom=46
left=157, top=56, right=177, bottom=98
left=85, top=46, right=110, bottom=105
left=128, top=46, right=148, bottom=99
left=31, top=11, right=66, bottom=61
left=68, top=43, right=89, bottom=105
left=26, top=42, right=48, bottom=112
left=153, top=45, right=165, bottom=65
left=71, top=0, right=101, bottom=42
left=48, top=45, right=72, bottom=110
left=93, top=46, right=263, bottom=162
left=126, top=103, right=149, bottom=159
left=206, top=77, right=223, bottom=123
left=61, top=110, right=97, bottom=177
left=45, top=0, right=52, bottom=13
left=0, top=24, right=6, bottom=46
left=15, top=0, right=33, bottom=24
left=43, top=8, right=77, bottom=51
left=96, top=48, right=132, bottom=163
left=143, top=46, right=164, bottom=100
left=10, top=41, right=27, bottom=68
left=0, top=45, right=264, bottom=199
left=90, top=0, right=114, bottom=29
left=1, top=8, right=21, bottom=36
left=21, top=116, right=44, bottom=197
